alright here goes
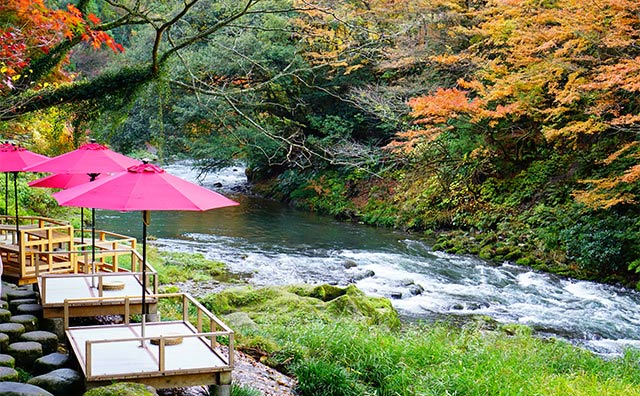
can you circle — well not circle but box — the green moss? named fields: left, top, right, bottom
left=84, top=382, right=156, bottom=396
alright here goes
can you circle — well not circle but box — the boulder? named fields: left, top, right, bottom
left=84, top=382, right=157, bottom=396
left=20, top=331, right=59, bottom=355
left=0, top=382, right=54, bottom=396
left=28, top=368, right=84, bottom=396
left=33, top=353, right=70, bottom=374
left=7, top=341, right=43, bottom=369
left=0, top=352, right=15, bottom=367
left=6, top=289, right=37, bottom=302
left=0, top=322, right=26, bottom=342
left=0, top=365, right=19, bottom=381
left=11, top=314, right=39, bottom=332
left=40, top=319, right=65, bottom=340
left=16, top=303, right=43, bottom=319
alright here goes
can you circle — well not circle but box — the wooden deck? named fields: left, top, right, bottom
left=38, top=271, right=158, bottom=319
left=0, top=215, right=141, bottom=285
left=64, top=293, right=234, bottom=389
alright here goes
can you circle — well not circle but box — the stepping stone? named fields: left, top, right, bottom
left=33, top=353, right=70, bottom=374
left=11, top=314, right=39, bottom=332
left=16, top=303, right=43, bottom=319
left=0, top=353, right=15, bottom=367
left=28, top=368, right=83, bottom=396
left=0, top=322, right=26, bottom=342
left=7, top=341, right=43, bottom=370
left=40, top=319, right=64, bottom=340
left=0, top=300, right=8, bottom=309
left=9, top=314, right=38, bottom=332
left=6, top=289, right=37, bottom=302
left=0, top=382, right=54, bottom=396
left=0, top=365, right=19, bottom=381
left=0, top=308, right=11, bottom=323
left=9, top=298, right=37, bottom=314
left=20, top=331, right=59, bottom=355
left=0, top=332, right=9, bottom=352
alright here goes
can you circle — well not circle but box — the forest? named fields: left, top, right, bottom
left=1, top=0, right=639, bottom=287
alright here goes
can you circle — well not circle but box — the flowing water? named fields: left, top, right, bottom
left=97, top=161, right=640, bottom=357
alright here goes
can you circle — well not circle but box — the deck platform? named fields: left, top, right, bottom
left=64, top=293, right=234, bottom=390
left=38, top=272, right=158, bottom=319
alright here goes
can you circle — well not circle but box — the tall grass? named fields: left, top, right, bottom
left=263, top=320, right=640, bottom=396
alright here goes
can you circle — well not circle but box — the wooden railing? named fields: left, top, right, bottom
left=62, top=293, right=234, bottom=379
left=38, top=251, right=157, bottom=306
left=0, top=216, right=76, bottom=283
left=75, top=230, right=137, bottom=272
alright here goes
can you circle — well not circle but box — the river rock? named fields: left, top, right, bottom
left=33, top=352, right=70, bottom=374
left=408, top=284, right=425, bottom=296
left=390, top=291, right=403, bottom=299
left=28, top=368, right=84, bottom=396
left=343, top=260, right=358, bottom=269
left=0, top=382, right=54, bottom=396
left=0, top=322, right=26, bottom=342
left=11, top=314, right=39, bottom=332
left=20, top=331, right=59, bottom=355
left=349, top=269, right=375, bottom=282
left=7, top=341, right=43, bottom=369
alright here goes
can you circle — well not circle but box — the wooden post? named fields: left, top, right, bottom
left=86, top=340, right=92, bottom=377
left=182, top=296, right=189, bottom=323
left=158, top=337, right=165, bottom=372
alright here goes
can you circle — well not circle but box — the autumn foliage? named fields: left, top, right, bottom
left=0, top=0, right=122, bottom=93
left=390, top=0, right=640, bottom=209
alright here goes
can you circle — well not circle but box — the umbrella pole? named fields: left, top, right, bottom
left=80, top=208, right=84, bottom=244
left=13, top=172, right=18, bottom=243
left=91, top=208, right=96, bottom=288
left=4, top=172, right=7, bottom=216
left=140, top=210, right=150, bottom=346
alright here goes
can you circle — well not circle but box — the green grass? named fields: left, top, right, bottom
left=258, top=319, right=640, bottom=396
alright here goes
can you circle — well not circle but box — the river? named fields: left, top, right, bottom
left=96, top=161, right=640, bottom=358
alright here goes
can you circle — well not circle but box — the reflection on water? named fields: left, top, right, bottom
left=96, top=162, right=640, bottom=357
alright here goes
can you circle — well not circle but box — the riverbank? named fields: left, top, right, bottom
left=152, top=249, right=640, bottom=396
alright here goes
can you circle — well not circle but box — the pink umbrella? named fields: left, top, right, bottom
left=0, top=145, right=49, bottom=234
left=25, top=141, right=140, bottom=254
left=29, top=173, right=106, bottom=189
left=53, top=162, right=239, bottom=337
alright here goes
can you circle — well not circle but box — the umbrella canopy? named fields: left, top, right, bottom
left=24, top=141, right=140, bottom=174
left=29, top=172, right=106, bottom=189
left=25, top=141, right=140, bottom=252
left=52, top=162, right=239, bottom=339
left=0, top=145, right=49, bottom=233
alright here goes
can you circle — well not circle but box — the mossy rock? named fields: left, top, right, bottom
left=202, top=284, right=400, bottom=330
left=7, top=341, right=43, bottom=369
left=0, top=353, right=15, bottom=367
left=478, top=246, right=494, bottom=260
left=16, top=303, right=43, bottom=319
left=84, top=382, right=157, bottom=396
left=0, top=308, right=11, bottom=323
left=0, top=332, right=10, bottom=352
left=223, top=312, right=259, bottom=332
left=11, top=314, right=39, bottom=332
left=0, top=365, right=19, bottom=381
left=0, top=322, right=26, bottom=342
left=309, top=284, right=347, bottom=302
left=20, top=331, right=59, bottom=355
left=6, top=289, right=37, bottom=302
left=0, top=300, right=8, bottom=310
left=9, top=299, right=37, bottom=314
